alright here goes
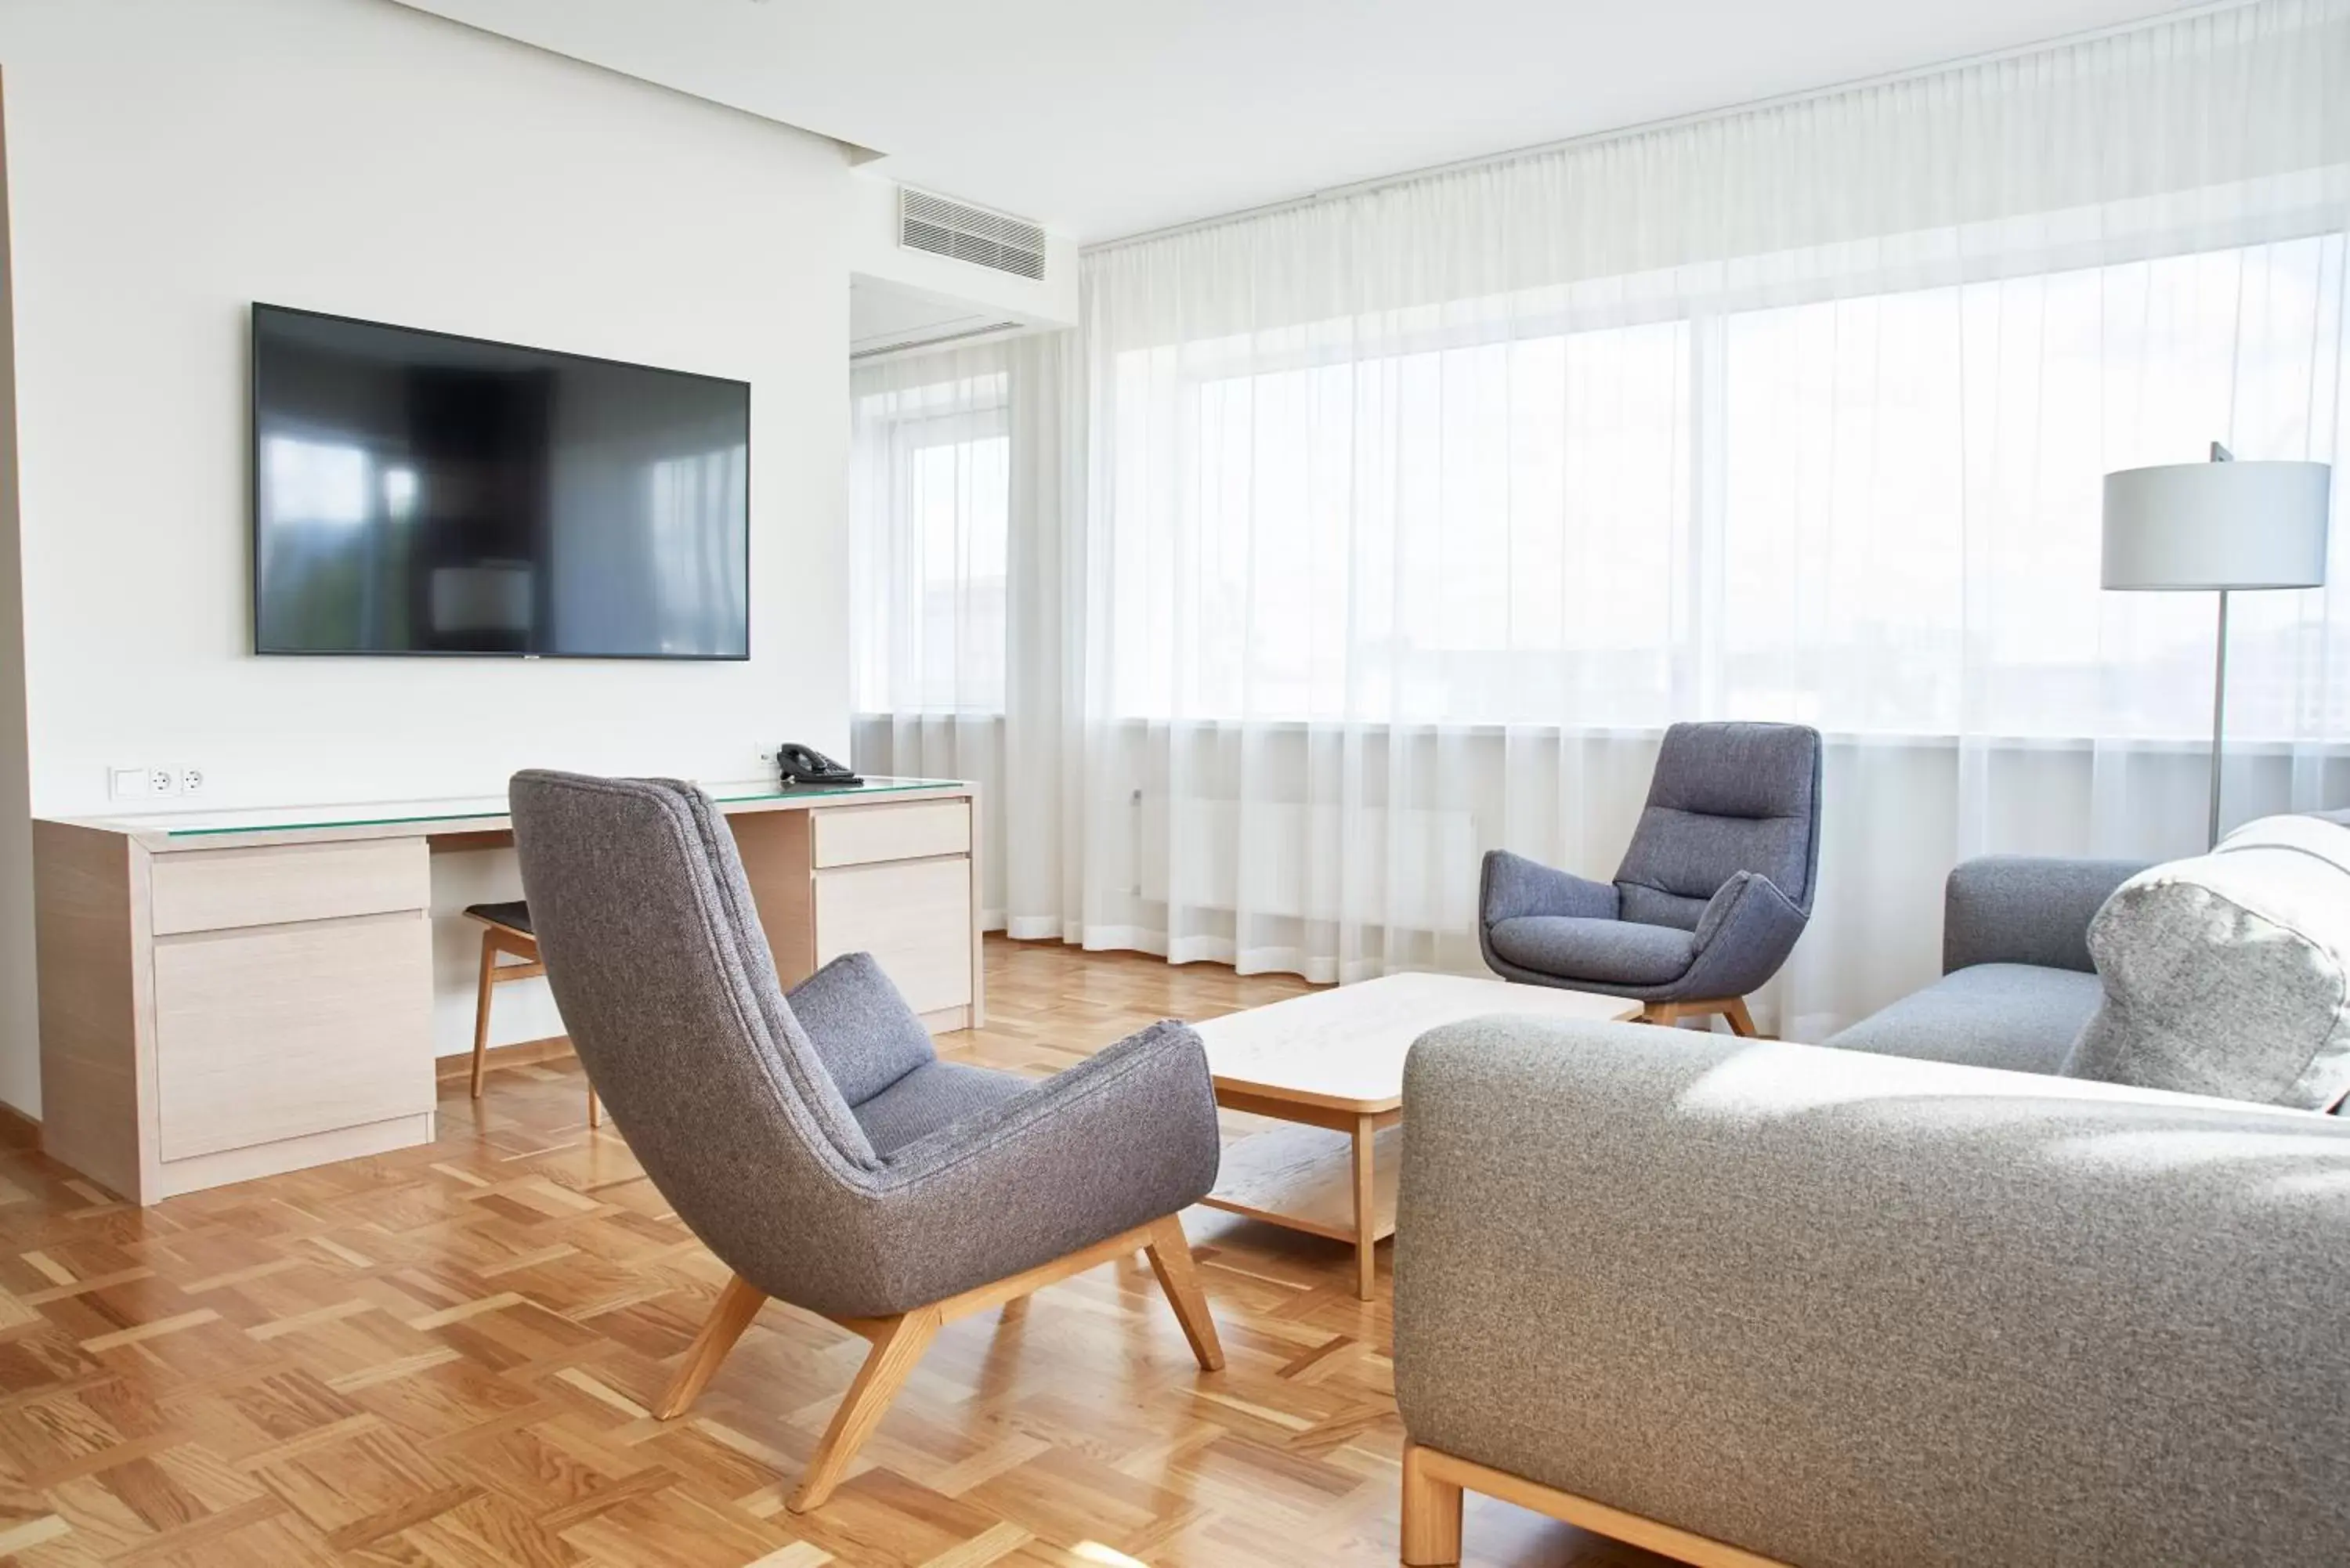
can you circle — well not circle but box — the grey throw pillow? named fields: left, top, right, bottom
left=784, top=952, right=937, bottom=1107
left=2063, top=815, right=2350, bottom=1110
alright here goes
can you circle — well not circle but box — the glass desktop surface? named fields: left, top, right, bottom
left=110, top=777, right=959, bottom=839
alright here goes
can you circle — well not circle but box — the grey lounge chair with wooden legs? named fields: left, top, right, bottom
left=1478, top=721, right=1822, bottom=1035
left=507, top=769, right=1226, bottom=1512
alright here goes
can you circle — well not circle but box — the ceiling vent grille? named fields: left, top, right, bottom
left=899, top=189, right=1047, bottom=281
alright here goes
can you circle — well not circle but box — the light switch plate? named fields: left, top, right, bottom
left=109, top=766, right=149, bottom=800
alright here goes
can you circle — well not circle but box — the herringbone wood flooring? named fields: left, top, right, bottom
left=0, top=939, right=1672, bottom=1568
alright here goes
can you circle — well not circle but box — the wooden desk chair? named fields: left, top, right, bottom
left=465, top=901, right=599, bottom=1127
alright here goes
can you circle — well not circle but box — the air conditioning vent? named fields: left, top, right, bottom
left=899, top=189, right=1047, bottom=281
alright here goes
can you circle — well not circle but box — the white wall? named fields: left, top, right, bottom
left=0, top=70, right=32, bottom=1119
left=0, top=0, right=856, bottom=1111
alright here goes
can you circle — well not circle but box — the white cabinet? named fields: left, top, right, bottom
left=814, top=858, right=974, bottom=1016
left=154, top=913, right=433, bottom=1161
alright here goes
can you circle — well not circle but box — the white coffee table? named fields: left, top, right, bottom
left=1194, top=972, right=1639, bottom=1299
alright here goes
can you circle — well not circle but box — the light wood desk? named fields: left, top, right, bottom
left=1195, top=973, right=1639, bottom=1299
left=33, top=777, right=980, bottom=1204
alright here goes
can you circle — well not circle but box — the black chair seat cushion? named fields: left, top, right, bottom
left=1489, top=915, right=1695, bottom=986
left=466, top=899, right=533, bottom=936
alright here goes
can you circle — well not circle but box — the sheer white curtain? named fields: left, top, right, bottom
left=849, top=335, right=1080, bottom=932
left=1058, top=0, right=2350, bottom=1034
left=848, top=345, right=1013, bottom=923
left=852, top=1, right=2350, bottom=1033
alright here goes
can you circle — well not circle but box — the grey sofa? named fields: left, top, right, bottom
left=1394, top=1017, right=2350, bottom=1568
left=1820, top=855, right=2147, bottom=1075
left=508, top=770, right=1227, bottom=1512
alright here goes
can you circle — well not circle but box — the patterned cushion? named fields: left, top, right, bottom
left=2064, top=815, right=2350, bottom=1110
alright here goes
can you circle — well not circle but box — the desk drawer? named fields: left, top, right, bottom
left=812, top=800, right=970, bottom=869
left=813, top=858, right=972, bottom=1014
left=154, top=912, right=434, bottom=1161
left=150, top=839, right=427, bottom=935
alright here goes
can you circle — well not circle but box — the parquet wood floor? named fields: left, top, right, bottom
left=0, top=938, right=1675, bottom=1568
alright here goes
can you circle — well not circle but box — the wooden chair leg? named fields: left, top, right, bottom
left=1642, top=997, right=1761, bottom=1036
left=1401, top=1441, right=1465, bottom=1566
left=587, top=1086, right=601, bottom=1128
left=1143, top=1215, right=1225, bottom=1371
left=787, top=1306, right=941, bottom=1513
left=469, top=933, right=497, bottom=1100
left=653, top=1274, right=768, bottom=1420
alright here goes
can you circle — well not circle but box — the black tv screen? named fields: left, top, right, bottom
left=251, top=305, right=750, bottom=658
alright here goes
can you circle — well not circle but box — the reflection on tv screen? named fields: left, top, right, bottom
left=252, top=305, right=750, bottom=659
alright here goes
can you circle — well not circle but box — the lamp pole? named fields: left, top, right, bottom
left=2207, top=441, right=2232, bottom=851
left=2207, top=586, right=2229, bottom=849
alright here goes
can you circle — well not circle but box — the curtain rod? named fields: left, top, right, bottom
left=1080, top=0, right=2264, bottom=258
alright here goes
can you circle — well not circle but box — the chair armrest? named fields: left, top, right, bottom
left=1480, top=850, right=1620, bottom=925
left=1943, top=855, right=2149, bottom=974
left=1395, top=1017, right=2350, bottom=1568
left=854, top=1021, right=1221, bottom=1310
left=1675, top=870, right=1806, bottom=999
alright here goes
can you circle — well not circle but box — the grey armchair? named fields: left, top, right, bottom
left=1478, top=721, right=1822, bottom=1033
left=508, top=770, right=1225, bottom=1512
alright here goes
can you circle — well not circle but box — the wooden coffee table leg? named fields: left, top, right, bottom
left=1351, top=1112, right=1377, bottom=1299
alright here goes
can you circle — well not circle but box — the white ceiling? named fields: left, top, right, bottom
left=399, top=0, right=2196, bottom=244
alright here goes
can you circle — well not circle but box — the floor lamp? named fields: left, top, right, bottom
left=2101, top=443, right=2330, bottom=848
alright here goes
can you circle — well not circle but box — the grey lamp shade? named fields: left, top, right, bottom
left=2102, top=460, right=2330, bottom=590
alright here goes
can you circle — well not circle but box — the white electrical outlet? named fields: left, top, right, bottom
left=109, top=766, right=150, bottom=800
left=180, top=767, right=204, bottom=796
left=148, top=766, right=177, bottom=797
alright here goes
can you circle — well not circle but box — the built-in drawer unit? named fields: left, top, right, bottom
left=150, top=839, right=428, bottom=935
left=153, top=912, right=435, bottom=1162
left=811, top=800, right=971, bottom=869
left=31, top=783, right=981, bottom=1204
left=814, top=858, right=974, bottom=1016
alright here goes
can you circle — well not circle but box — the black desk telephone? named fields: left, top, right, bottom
left=775, top=742, right=862, bottom=788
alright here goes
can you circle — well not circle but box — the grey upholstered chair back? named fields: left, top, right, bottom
left=508, top=771, right=888, bottom=1299
left=1614, top=722, right=1822, bottom=930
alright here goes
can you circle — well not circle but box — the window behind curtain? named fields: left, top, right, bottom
left=1104, top=231, right=2348, bottom=739
left=849, top=358, right=1011, bottom=715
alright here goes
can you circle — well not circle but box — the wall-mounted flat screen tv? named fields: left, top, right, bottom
left=252, top=304, right=750, bottom=658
